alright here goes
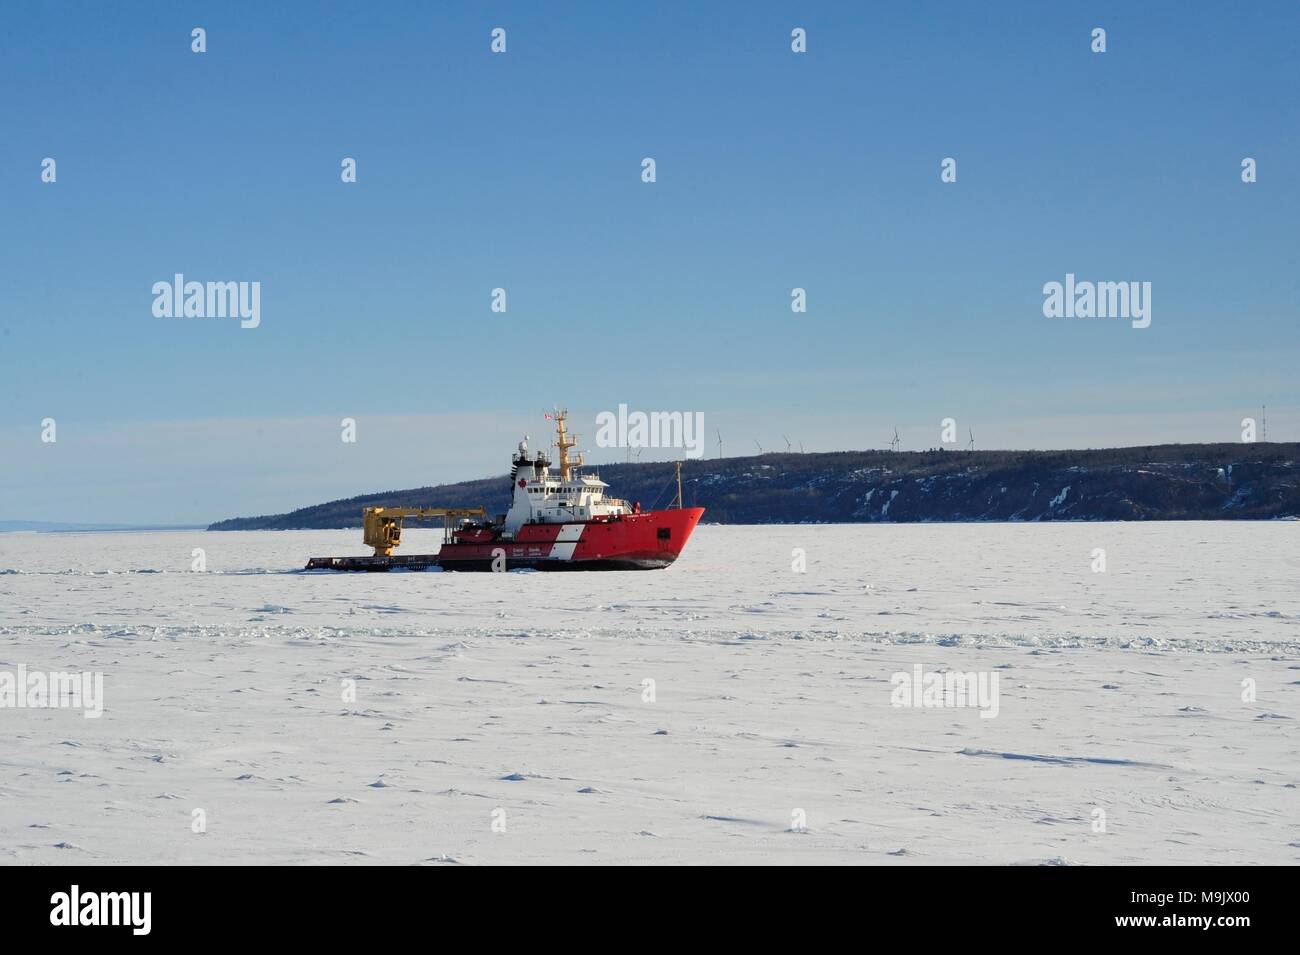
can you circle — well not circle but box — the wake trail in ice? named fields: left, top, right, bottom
left=0, top=623, right=1293, bottom=654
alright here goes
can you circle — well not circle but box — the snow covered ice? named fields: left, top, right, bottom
left=0, top=523, right=1295, bottom=864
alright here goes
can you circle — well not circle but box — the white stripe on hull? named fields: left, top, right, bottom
left=548, top=523, right=585, bottom=560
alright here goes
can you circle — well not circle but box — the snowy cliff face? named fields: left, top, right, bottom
left=209, top=444, right=1300, bottom=529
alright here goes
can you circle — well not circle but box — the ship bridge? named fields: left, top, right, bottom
left=502, top=411, right=630, bottom=532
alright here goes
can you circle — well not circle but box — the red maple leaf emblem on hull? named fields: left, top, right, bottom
left=518, top=479, right=527, bottom=487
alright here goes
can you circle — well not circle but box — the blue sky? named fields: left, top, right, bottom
left=2, top=1, right=1297, bottom=523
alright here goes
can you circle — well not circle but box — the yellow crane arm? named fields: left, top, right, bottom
left=362, top=506, right=487, bottom=556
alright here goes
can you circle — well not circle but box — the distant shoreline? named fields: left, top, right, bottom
left=208, top=443, right=1300, bottom=530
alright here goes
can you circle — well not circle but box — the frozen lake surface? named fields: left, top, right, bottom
left=1, top=523, right=1296, bottom=864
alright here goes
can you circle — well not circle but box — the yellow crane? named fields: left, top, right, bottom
left=362, top=506, right=486, bottom=557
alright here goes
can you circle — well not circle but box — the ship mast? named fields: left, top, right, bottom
left=552, top=408, right=583, bottom=480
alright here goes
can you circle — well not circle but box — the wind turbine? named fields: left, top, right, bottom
left=890, top=427, right=901, bottom=453
left=967, top=427, right=975, bottom=452
left=753, top=439, right=764, bottom=455
left=783, top=434, right=792, bottom=453
left=716, top=428, right=723, bottom=460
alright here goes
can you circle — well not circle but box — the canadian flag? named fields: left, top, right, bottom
left=543, top=413, right=553, bottom=420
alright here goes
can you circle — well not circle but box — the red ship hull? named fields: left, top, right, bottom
left=438, top=506, right=704, bottom=571
left=305, top=507, right=704, bottom=572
